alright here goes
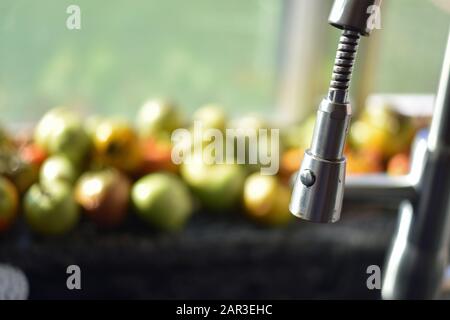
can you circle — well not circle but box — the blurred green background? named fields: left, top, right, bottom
left=375, top=0, right=449, bottom=93
left=0, top=0, right=448, bottom=122
left=0, top=0, right=281, bottom=121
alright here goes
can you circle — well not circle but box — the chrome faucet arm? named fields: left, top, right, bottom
left=345, top=175, right=416, bottom=204
left=344, top=130, right=428, bottom=206
left=382, top=31, right=450, bottom=300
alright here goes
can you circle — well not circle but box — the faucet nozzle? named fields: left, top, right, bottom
left=289, top=100, right=351, bottom=223
left=289, top=29, right=359, bottom=223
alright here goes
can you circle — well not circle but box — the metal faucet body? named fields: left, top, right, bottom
left=290, top=0, right=450, bottom=299
left=382, top=34, right=450, bottom=299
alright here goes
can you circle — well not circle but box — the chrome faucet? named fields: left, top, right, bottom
left=290, top=0, right=450, bottom=299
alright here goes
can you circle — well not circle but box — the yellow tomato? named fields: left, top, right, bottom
left=243, top=173, right=292, bottom=226
left=93, top=119, right=143, bottom=174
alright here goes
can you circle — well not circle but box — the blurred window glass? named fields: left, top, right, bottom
left=0, top=0, right=282, bottom=122
left=2, top=0, right=449, bottom=124
left=373, top=0, right=449, bottom=94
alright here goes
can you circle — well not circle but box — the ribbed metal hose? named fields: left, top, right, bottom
left=328, top=30, right=360, bottom=103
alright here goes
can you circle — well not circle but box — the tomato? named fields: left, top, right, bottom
left=0, top=176, right=19, bottom=232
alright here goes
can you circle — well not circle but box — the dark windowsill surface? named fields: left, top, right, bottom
left=0, top=205, right=397, bottom=299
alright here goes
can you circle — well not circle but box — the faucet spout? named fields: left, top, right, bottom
left=289, top=0, right=380, bottom=223
left=289, top=99, right=350, bottom=223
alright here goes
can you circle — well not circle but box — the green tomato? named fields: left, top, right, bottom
left=192, top=104, right=227, bottom=132
left=34, top=107, right=75, bottom=150
left=40, top=155, right=79, bottom=186
left=47, top=122, right=90, bottom=165
left=136, top=99, right=184, bottom=139
left=34, top=107, right=91, bottom=164
left=132, top=173, right=193, bottom=231
left=24, top=182, right=80, bottom=235
left=180, top=159, right=245, bottom=211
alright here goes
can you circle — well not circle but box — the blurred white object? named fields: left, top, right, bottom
left=431, top=0, right=450, bottom=14
left=441, top=265, right=450, bottom=295
left=276, top=0, right=329, bottom=123
left=0, top=264, right=29, bottom=300
left=366, top=94, right=435, bottom=117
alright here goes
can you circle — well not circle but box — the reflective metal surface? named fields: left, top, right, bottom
left=290, top=150, right=345, bottom=223
left=382, top=32, right=450, bottom=299
left=290, top=0, right=450, bottom=299
left=329, top=0, right=382, bottom=36
left=290, top=17, right=359, bottom=223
